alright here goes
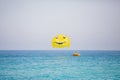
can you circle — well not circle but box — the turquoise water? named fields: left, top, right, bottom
left=0, top=50, right=120, bottom=80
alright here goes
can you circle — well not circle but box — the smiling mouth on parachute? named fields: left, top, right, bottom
left=55, top=42, right=65, bottom=45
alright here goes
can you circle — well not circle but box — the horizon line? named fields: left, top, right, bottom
left=0, top=49, right=120, bottom=51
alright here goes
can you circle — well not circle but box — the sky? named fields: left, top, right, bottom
left=0, top=0, right=120, bottom=50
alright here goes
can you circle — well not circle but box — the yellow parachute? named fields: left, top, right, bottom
left=52, top=34, right=70, bottom=48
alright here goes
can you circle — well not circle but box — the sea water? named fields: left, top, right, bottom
left=0, top=50, right=120, bottom=80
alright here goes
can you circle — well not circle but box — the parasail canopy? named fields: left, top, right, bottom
left=52, top=34, right=70, bottom=48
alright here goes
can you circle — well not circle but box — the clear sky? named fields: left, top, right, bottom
left=0, top=0, right=120, bottom=50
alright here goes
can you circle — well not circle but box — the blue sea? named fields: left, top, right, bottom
left=0, top=50, right=120, bottom=80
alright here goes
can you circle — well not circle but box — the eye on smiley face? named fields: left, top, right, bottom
left=52, top=34, right=70, bottom=48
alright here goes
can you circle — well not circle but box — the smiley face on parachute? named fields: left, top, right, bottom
left=52, top=34, right=70, bottom=48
